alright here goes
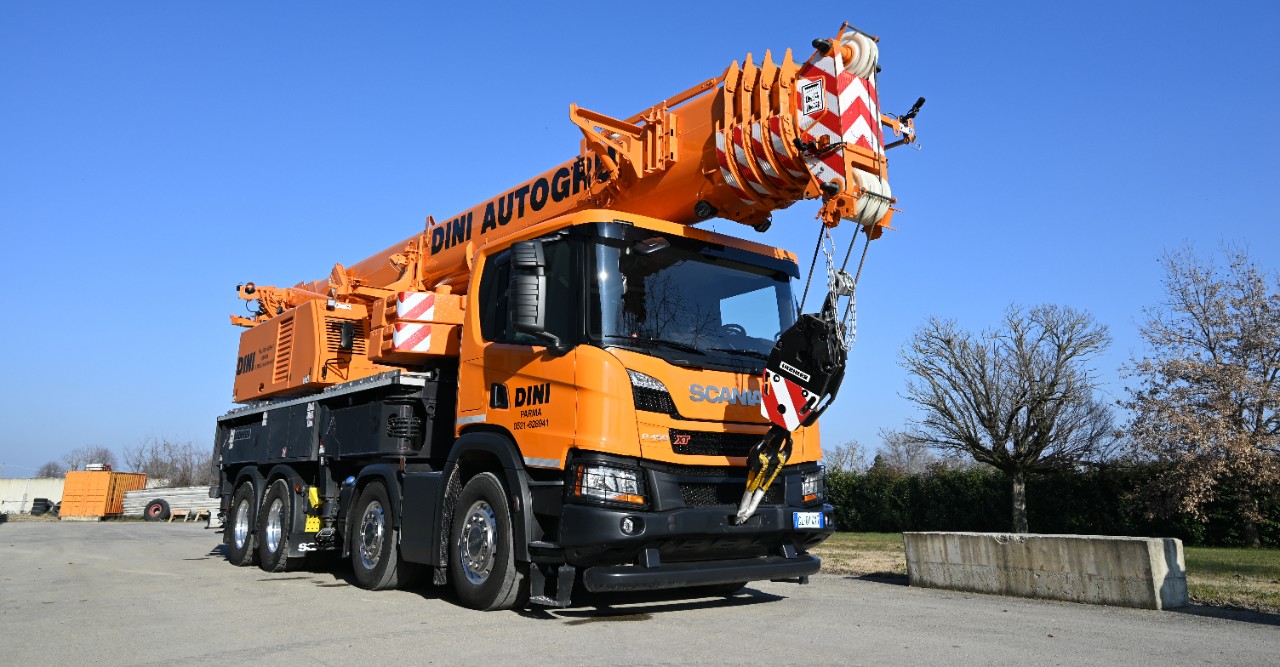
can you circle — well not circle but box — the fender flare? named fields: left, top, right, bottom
left=264, top=465, right=308, bottom=536
left=443, top=430, right=536, bottom=563
left=233, top=467, right=267, bottom=514
left=355, top=464, right=403, bottom=528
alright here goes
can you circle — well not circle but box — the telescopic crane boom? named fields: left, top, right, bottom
left=232, top=25, right=918, bottom=402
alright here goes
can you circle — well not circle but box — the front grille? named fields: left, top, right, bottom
left=670, top=429, right=762, bottom=457
left=632, top=386, right=679, bottom=416
left=679, top=482, right=783, bottom=508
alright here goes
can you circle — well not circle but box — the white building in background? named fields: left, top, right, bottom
left=0, top=478, right=65, bottom=514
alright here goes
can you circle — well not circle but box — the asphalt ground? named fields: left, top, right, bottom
left=1, top=521, right=1276, bottom=666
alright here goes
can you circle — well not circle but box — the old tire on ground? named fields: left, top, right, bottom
left=143, top=498, right=171, bottom=521
left=350, top=481, right=419, bottom=590
left=257, top=480, right=296, bottom=572
left=449, top=472, right=527, bottom=611
left=226, top=482, right=259, bottom=567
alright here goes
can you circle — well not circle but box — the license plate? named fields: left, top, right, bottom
left=793, top=511, right=824, bottom=529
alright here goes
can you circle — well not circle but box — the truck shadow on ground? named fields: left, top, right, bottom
left=202, top=539, right=794, bottom=614
left=844, top=573, right=909, bottom=586
left=516, top=586, right=786, bottom=622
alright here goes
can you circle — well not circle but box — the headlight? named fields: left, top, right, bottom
left=802, top=468, right=825, bottom=505
left=573, top=463, right=647, bottom=506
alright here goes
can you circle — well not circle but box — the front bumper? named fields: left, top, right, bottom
left=558, top=499, right=834, bottom=591
left=584, top=554, right=821, bottom=592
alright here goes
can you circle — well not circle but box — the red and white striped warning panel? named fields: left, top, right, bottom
left=392, top=322, right=433, bottom=353
left=393, top=291, right=464, bottom=325
left=760, top=371, right=813, bottom=432
left=794, top=30, right=884, bottom=189
left=395, top=292, right=436, bottom=322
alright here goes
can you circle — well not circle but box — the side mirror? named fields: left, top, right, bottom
left=509, top=241, right=567, bottom=353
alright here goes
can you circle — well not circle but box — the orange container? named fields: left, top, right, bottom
left=60, top=471, right=147, bottom=518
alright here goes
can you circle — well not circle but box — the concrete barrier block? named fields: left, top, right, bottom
left=903, top=532, right=1187, bottom=610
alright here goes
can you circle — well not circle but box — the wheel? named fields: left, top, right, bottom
left=350, top=481, right=419, bottom=590
left=257, top=480, right=296, bottom=572
left=226, top=482, right=259, bottom=567
left=719, top=323, right=748, bottom=337
left=449, top=472, right=526, bottom=610
left=143, top=499, right=170, bottom=521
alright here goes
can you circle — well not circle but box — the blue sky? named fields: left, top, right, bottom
left=2, top=1, right=1277, bottom=475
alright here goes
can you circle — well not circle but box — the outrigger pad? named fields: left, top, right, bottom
left=760, top=312, right=846, bottom=431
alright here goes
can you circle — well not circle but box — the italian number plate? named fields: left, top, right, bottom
left=793, top=511, right=824, bottom=529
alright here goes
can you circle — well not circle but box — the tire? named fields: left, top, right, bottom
left=226, top=482, right=259, bottom=567
left=143, top=499, right=171, bottom=521
left=257, top=480, right=296, bottom=572
left=449, top=472, right=526, bottom=611
left=350, top=482, right=419, bottom=590
left=51, top=502, right=60, bottom=517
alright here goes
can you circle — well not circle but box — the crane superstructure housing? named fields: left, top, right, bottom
left=214, top=23, right=919, bottom=610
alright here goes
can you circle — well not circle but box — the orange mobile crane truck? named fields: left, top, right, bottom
left=213, top=23, right=921, bottom=610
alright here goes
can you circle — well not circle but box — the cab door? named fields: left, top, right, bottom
left=457, top=236, right=579, bottom=469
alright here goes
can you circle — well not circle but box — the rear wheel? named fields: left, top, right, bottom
left=449, top=472, right=526, bottom=610
left=257, top=480, right=296, bottom=572
left=226, top=482, right=258, bottom=567
left=143, top=499, right=170, bottom=521
left=350, top=482, right=419, bottom=590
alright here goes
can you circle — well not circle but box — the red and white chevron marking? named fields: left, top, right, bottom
left=749, top=122, right=791, bottom=189
left=795, top=48, right=884, bottom=186
left=715, top=130, right=757, bottom=206
left=392, top=322, right=432, bottom=352
left=841, top=72, right=882, bottom=153
left=395, top=292, right=436, bottom=322
left=760, top=370, right=813, bottom=432
left=768, top=116, right=808, bottom=179
left=731, top=125, right=774, bottom=197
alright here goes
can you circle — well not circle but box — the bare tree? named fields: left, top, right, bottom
left=122, top=437, right=213, bottom=487
left=822, top=439, right=870, bottom=473
left=62, top=446, right=118, bottom=472
left=878, top=428, right=941, bottom=475
left=900, top=304, right=1118, bottom=532
left=36, top=461, right=66, bottom=478
left=1123, top=247, right=1280, bottom=547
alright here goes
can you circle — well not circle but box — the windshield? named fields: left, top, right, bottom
left=589, top=234, right=796, bottom=370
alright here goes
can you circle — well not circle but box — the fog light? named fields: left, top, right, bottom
left=620, top=516, right=643, bottom=535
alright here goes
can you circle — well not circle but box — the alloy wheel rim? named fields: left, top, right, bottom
left=359, top=501, right=385, bottom=570
left=265, top=498, right=283, bottom=554
left=233, top=499, right=250, bottom=549
left=458, top=500, right=497, bottom=585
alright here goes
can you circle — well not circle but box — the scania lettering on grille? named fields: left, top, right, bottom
left=688, top=384, right=762, bottom=405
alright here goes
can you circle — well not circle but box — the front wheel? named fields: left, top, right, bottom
left=350, top=481, right=419, bottom=590
left=449, top=472, right=526, bottom=610
left=226, top=483, right=258, bottom=567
